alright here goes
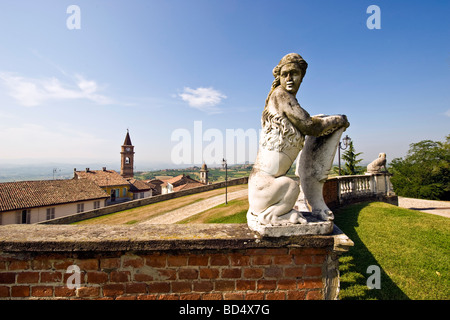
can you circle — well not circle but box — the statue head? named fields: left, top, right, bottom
left=272, top=53, right=308, bottom=95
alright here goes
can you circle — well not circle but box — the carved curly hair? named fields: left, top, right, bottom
left=264, top=53, right=308, bottom=108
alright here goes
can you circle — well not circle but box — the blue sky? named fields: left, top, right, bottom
left=0, top=0, right=448, bottom=171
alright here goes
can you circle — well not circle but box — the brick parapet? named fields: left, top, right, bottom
left=0, top=224, right=352, bottom=300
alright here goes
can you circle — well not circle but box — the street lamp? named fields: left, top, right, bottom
left=338, top=135, right=351, bottom=175
left=222, top=158, right=228, bottom=204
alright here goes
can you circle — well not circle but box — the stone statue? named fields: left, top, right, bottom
left=247, top=53, right=349, bottom=234
left=367, top=153, right=387, bottom=173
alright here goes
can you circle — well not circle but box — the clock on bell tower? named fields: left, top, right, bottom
left=120, top=129, right=135, bottom=179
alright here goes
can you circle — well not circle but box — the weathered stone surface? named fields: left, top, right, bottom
left=248, top=53, right=349, bottom=234
left=367, top=153, right=387, bottom=173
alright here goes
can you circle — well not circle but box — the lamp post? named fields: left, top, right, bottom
left=338, top=135, right=351, bottom=175
left=222, top=158, right=228, bottom=204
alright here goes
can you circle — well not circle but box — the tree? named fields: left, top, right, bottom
left=390, top=135, right=450, bottom=200
left=337, top=141, right=364, bottom=175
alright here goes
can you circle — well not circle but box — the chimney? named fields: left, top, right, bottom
left=85, top=168, right=89, bottom=172
left=103, top=167, right=107, bottom=171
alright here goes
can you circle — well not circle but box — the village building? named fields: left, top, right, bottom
left=158, top=174, right=205, bottom=194
left=73, top=167, right=133, bottom=204
left=0, top=179, right=109, bottom=225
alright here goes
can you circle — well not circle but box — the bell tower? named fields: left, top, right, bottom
left=120, top=129, right=134, bottom=179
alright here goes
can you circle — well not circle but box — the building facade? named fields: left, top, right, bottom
left=0, top=179, right=109, bottom=225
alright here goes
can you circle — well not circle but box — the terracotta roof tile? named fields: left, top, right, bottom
left=0, top=179, right=109, bottom=212
left=75, top=169, right=129, bottom=187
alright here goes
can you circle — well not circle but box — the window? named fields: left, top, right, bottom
left=16, top=210, right=30, bottom=224
left=140, top=192, right=145, bottom=199
left=125, top=157, right=130, bottom=164
left=123, top=188, right=127, bottom=197
left=94, top=201, right=100, bottom=209
left=46, top=208, right=55, bottom=220
left=77, top=203, right=84, bottom=213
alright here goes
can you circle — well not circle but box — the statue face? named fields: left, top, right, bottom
left=280, top=63, right=303, bottom=95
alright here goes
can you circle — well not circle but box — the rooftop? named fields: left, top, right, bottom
left=74, top=168, right=130, bottom=187
left=0, top=179, right=109, bottom=212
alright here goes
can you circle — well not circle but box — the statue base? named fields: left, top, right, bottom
left=247, top=210, right=333, bottom=238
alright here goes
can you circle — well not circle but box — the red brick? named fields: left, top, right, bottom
left=224, top=292, right=244, bottom=300
left=199, top=268, right=219, bottom=279
left=248, top=248, right=288, bottom=255
left=210, top=255, right=229, bottom=266
left=116, top=296, right=136, bottom=300
left=100, top=258, right=121, bottom=269
left=0, top=286, right=10, bottom=297
left=172, top=281, right=192, bottom=293
left=243, top=268, right=263, bottom=279
left=193, top=281, right=213, bottom=292
left=77, top=286, right=100, bottom=298
left=215, top=280, right=235, bottom=291
left=158, top=294, right=179, bottom=300
left=167, top=255, right=188, bottom=267
left=229, top=254, right=250, bottom=266
left=103, top=284, right=125, bottom=296
left=54, top=286, right=76, bottom=297
left=264, top=266, right=283, bottom=278
left=257, top=280, right=277, bottom=290
left=0, top=261, right=7, bottom=270
left=87, top=271, right=109, bottom=284
left=123, top=256, right=144, bottom=268
left=236, top=280, right=255, bottom=291
left=265, top=292, right=285, bottom=300
left=11, top=286, right=30, bottom=297
left=245, top=292, right=264, bottom=300
left=17, top=272, right=39, bottom=283
left=287, top=290, right=306, bottom=300
left=9, top=260, right=29, bottom=271
left=202, top=293, right=223, bottom=300
left=76, top=259, right=99, bottom=271
left=179, top=268, right=198, bottom=280
left=306, top=290, right=323, bottom=300
left=273, top=255, right=293, bottom=265
left=148, top=282, right=170, bottom=293
left=285, top=266, right=304, bottom=278
left=221, top=268, right=241, bottom=279
left=301, top=278, right=324, bottom=289
left=137, top=294, right=157, bottom=300
left=293, top=255, right=314, bottom=265
left=180, top=293, right=201, bottom=300
left=40, top=271, right=62, bottom=283
left=305, top=266, right=322, bottom=277
left=278, top=279, right=297, bottom=290
left=31, top=286, right=53, bottom=297
left=0, top=272, right=16, bottom=284
left=133, top=273, right=154, bottom=282
left=31, top=259, right=52, bottom=270
left=314, top=255, right=326, bottom=264
left=110, top=271, right=130, bottom=282
left=145, top=255, right=166, bottom=267
left=252, top=255, right=272, bottom=265
left=126, top=283, right=147, bottom=294
left=188, top=256, right=209, bottom=266
left=53, top=260, right=74, bottom=270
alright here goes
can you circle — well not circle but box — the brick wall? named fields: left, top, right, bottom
left=0, top=224, right=352, bottom=300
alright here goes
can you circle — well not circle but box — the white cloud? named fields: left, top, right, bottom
left=179, top=87, right=226, bottom=114
left=445, top=109, right=450, bottom=117
left=0, top=72, right=114, bottom=107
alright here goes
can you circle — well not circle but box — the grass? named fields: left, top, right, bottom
left=73, top=184, right=247, bottom=225
left=334, top=202, right=449, bottom=300
left=177, top=197, right=248, bottom=224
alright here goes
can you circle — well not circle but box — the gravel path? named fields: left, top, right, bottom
left=140, top=189, right=249, bottom=224
left=397, top=196, right=450, bottom=218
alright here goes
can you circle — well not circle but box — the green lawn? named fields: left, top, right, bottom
left=184, top=199, right=449, bottom=300
left=334, top=202, right=449, bottom=300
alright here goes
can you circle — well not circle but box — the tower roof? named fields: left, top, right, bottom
left=123, top=130, right=132, bottom=146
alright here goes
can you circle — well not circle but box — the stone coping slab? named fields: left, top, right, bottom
left=0, top=224, right=352, bottom=253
